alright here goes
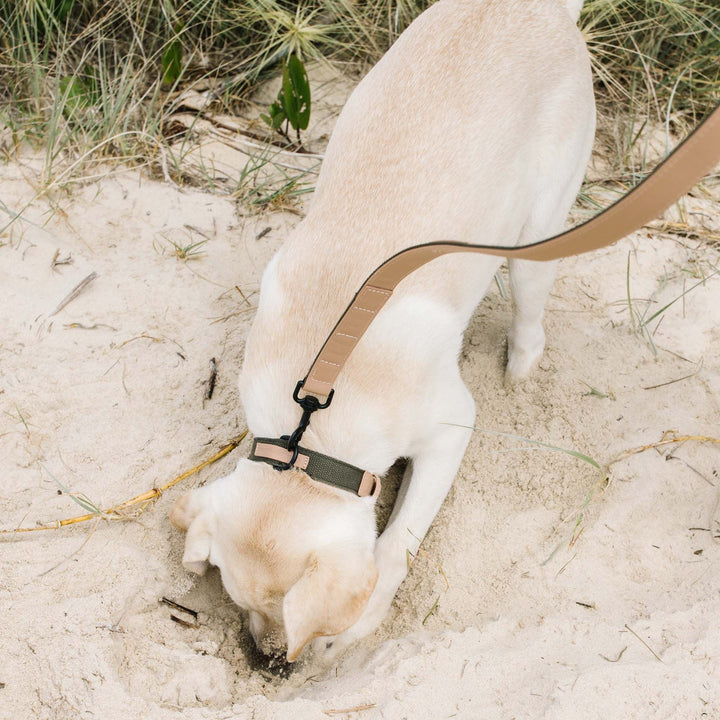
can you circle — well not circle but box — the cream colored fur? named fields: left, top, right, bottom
left=172, top=0, right=595, bottom=663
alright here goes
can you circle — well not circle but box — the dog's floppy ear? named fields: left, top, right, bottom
left=170, top=490, right=202, bottom=530
left=283, top=547, right=378, bottom=662
left=170, top=490, right=213, bottom=576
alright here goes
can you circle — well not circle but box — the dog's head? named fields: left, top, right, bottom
left=170, top=459, right=378, bottom=662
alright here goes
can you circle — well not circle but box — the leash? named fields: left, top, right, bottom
left=250, top=101, right=720, bottom=495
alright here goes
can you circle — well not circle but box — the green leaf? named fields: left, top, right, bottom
left=286, top=55, right=311, bottom=130
left=281, top=58, right=299, bottom=129
left=262, top=54, right=311, bottom=138
left=261, top=101, right=286, bottom=130
left=279, top=55, right=311, bottom=132
left=40, top=463, right=102, bottom=516
left=59, top=74, right=97, bottom=114
left=162, top=35, right=183, bottom=85
left=53, top=0, right=75, bottom=21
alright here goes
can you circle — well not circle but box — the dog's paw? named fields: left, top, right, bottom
left=505, top=348, right=539, bottom=384
left=312, top=584, right=397, bottom=664
left=310, top=634, right=345, bottom=664
left=309, top=618, right=374, bottom=665
left=505, top=327, right=545, bottom=384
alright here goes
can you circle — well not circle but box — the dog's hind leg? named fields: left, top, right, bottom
left=505, top=135, right=594, bottom=382
left=505, top=257, right=559, bottom=383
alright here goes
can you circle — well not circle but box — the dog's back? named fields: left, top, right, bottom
left=242, top=0, right=595, bottom=445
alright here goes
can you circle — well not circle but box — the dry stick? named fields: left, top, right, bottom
left=49, top=271, right=98, bottom=317
left=642, top=359, right=704, bottom=391
left=205, top=358, right=217, bottom=401
left=161, top=597, right=198, bottom=619
left=170, top=615, right=200, bottom=630
left=624, top=624, right=664, bottom=663
left=324, top=705, right=376, bottom=716
left=599, top=646, right=627, bottom=663
left=0, top=431, right=247, bottom=534
left=608, top=433, right=720, bottom=468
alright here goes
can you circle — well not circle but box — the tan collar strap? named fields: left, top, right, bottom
left=249, top=437, right=382, bottom=498
left=300, top=103, right=720, bottom=399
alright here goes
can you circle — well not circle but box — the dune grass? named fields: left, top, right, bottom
left=580, top=0, right=719, bottom=176
left=0, top=0, right=717, bottom=197
left=581, top=0, right=719, bottom=124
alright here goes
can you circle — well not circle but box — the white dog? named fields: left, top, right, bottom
left=171, top=0, right=595, bottom=663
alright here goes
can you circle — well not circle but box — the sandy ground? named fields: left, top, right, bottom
left=2, top=81, right=720, bottom=719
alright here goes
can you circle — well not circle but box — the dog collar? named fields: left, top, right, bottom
left=249, top=437, right=381, bottom=498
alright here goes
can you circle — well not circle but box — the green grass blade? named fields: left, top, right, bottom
left=443, top=424, right=605, bottom=473
left=40, top=463, right=103, bottom=515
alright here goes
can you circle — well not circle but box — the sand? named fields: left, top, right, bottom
left=1, top=78, right=719, bottom=719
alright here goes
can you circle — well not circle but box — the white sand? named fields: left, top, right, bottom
left=2, top=92, right=719, bottom=719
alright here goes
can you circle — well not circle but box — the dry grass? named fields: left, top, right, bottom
left=0, top=431, right=247, bottom=534
left=0, top=0, right=716, bottom=196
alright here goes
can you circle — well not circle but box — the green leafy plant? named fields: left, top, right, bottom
left=261, top=54, right=311, bottom=146
left=0, top=0, right=717, bottom=193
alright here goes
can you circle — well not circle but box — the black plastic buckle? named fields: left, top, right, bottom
left=272, top=380, right=334, bottom=471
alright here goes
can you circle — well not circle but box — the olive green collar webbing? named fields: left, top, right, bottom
left=249, top=437, right=381, bottom=498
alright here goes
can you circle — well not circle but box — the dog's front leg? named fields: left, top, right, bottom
left=315, top=388, right=475, bottom=661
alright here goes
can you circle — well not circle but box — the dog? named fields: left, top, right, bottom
left=171, top=0, right=595, bottom=663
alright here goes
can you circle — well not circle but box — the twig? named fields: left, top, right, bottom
left=609, top=432, right=720, bottom=467
left=235, top=285, right=253, bottom=306
left=624, top=624, right=663, bottom=663
left=324, top=704, right=376, bottom=715
left=205, top=358, right=217, bottom=400
left=665, top=455, right=715, bottom=486
left=0, top=431, right=247, bottom=534
left=184, top=224, right=212, bottom=240
left=49, top=271, right=98, bottom=317
left=116, top=333, right=162, bottom=348
left=210, top=307, right=257, bottom=324
left=51, top=249, right=73, bottom=269
left=170, top=615, right=200, bottom=630
left=161, top=597, right=198, bottom=619
left=643, top=359, right=703, bottom=390
left=599, top=646, right=627, bottom=663
left=64, top=322, right=118, bottom=331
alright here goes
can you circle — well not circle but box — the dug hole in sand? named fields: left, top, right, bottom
left=1, top=76, right=719, bottom=718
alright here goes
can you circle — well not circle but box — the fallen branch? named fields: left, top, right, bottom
left=1, top=431, right=247, bottom=534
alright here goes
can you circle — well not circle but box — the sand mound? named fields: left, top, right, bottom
left=2, top=112, right=719, bottom=718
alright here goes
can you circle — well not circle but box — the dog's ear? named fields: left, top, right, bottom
left=170, top=491, right=199, bottom=531
left=283, top=547, right=378, bottom=662
left=170, top=490, right=213, bottom=576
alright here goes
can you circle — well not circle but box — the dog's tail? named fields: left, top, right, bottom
left=563, top=0, right=584, bottom=22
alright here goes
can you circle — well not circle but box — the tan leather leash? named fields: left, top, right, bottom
left=301, top=102, right=720, bottom=399
left=250, top=103, right=720, bottom=494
